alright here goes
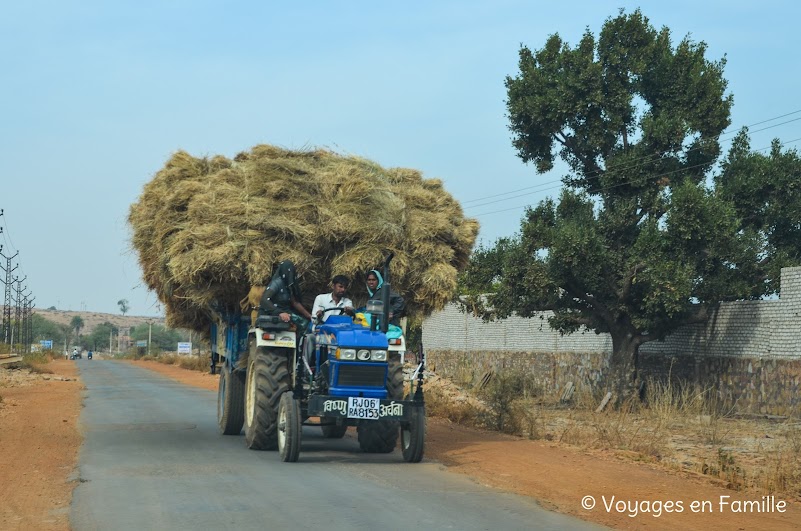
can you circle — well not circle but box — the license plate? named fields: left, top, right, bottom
left=347, top=397, right=380, bottom=419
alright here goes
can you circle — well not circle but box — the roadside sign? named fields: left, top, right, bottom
left=40, top=340, right=53, bottom=349
left=177, top=342, right=192, bottom=354
left=136, top=340, right=148, bottom=347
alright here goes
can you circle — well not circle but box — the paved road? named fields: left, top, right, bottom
left=71, top=360, right=603, bottom=530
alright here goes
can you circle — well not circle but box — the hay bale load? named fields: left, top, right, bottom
left=128, top=144, right=479, bottom=334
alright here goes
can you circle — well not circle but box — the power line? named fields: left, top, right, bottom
left=463, top=108, right=801, bottom=209
left=471, top=136, right=801, bottom=218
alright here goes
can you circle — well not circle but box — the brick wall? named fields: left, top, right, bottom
left=422, top=267, right=801, bottom=414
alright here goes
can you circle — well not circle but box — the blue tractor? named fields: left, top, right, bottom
left=212, top=254, right=425, bottom=463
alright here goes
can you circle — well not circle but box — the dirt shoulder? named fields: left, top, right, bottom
left=0, top=359, right=82, bottom=531
left=2, top=359, right=799, bottom=530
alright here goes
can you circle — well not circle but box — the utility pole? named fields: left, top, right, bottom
left=23, top=296, right=35, bottom=353
left=147, top=320, right=153, bottom=357
left=0, top=250, right=18, bottom=344
left=21, top=294, right=29, bottom=353
left=13, top=276, right=26, bottom=353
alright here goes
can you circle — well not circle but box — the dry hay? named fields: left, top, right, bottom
left=128, top=145, right=479, bottom=333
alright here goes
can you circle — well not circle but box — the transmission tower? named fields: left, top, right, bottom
left=12, top=275, right=26, bottom=350
left=21, top=294, right=34, bottom=353
left=26, top=298, right=35, bottom=352
left=0, top=250, right=18, bottom=344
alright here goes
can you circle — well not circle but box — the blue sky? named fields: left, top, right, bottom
left=1, top=1, right=799, bottom=317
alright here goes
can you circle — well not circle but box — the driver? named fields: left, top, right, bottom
left=312, top=275, right=354, bottom=324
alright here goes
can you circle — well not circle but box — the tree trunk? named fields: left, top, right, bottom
left=607, top=329, right=640, bottom=405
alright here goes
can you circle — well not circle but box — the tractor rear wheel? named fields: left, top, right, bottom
left=277, top=392, right=301, bottom=462
left=357, top=356, right=403, bottom=453
left=244, top=343, right=291, bottom=450
left=217, top=363, right=245, bottom=435
left=320, top=419, right=348, bottom=438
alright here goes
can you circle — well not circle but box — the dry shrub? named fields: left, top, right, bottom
left=155, top=353, right=208, bottom=372
left=176, top=355, right=208, bottom=372
left=478, top=368, right=542, bottom=434
left=129, top=145, right=479, bottom=334
left=19, top=352, right=54, bottom=374
left=425, top=385, right=484, bottom=426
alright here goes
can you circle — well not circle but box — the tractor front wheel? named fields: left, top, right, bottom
left=244, top=343, right=290, bottom=450
left=277, top=392, right=301, bottom=462
left=401, top=400, right=425, bottom=463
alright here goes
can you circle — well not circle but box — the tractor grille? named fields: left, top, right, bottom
left=336, top=364, right=386, bottom=388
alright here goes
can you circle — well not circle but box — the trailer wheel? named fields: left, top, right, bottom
left=401, top=400, right=425, bottom=463
left=217, top=363, right=245, bottom=435
left=320, top=419, right=348, bottom=438
left=277, top=392, right=301, bottom=462
left=357, top=356, right=403, bottom=453
left=244, top=344, right=290, bottom=450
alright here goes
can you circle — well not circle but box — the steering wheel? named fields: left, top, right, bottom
left=314, top=306, right=349, bottom=325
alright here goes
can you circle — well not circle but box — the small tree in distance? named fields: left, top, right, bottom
left=118, top=299, right=130, bottom=316
left=69, top=316, right=84, bottom=346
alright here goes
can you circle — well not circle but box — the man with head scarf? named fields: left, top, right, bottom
left=365, top=269, right=405, bottom=326
left=259, top=260, right=313, bottom=327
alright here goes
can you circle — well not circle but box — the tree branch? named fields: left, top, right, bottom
left=619, top=263, right=646, bottom=300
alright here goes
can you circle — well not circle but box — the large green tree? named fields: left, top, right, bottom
left=461, top=9, right=759, bottom=399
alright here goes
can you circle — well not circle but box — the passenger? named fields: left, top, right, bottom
left=312, top=275, right=355, bottom=323
left=258, top=260, right=313, bottom=328
left=365, top=269, right=404, bottom=326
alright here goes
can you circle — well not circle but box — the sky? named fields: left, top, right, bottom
left=1, top=1, right=799, bottom=317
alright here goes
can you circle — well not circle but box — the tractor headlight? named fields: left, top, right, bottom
left=357, top=349, right=371, bottom=361
left=337, top=348, right=356, bottom=360
left=371, top=350, right=388, bottom=361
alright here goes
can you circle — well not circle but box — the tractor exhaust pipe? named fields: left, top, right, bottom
left=381, top=252, right=394, bottom=334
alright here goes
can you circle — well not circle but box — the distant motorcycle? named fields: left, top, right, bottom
left=87, top=351, right=93, bottom=360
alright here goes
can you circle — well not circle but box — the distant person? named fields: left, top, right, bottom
left=365, top=269, right=404, bottom=326
left=312, top=275, right=354, bottom=323
left=64, top=349, right=69, bottom=360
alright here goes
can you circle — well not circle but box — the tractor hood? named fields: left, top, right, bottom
left=316, top=316, right=389, bottom=349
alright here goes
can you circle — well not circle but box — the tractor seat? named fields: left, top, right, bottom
left=256, top=314, right=292, bottom=330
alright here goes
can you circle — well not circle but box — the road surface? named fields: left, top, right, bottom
left=71, top=360, right=603, bottom=530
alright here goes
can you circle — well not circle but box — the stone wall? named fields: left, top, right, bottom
left=422, top=267, right=801, bottom=414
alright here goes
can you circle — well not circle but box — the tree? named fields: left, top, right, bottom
left=130, top=323, right=182, bottom=352
left=716, top=131, right=801, bottom=293
left=30, top=314, right=68, bottom=345
left=118, top=299, right=130, bottom=316
left=461, top=9, right=752, bottom=400
left=70, top=316, right=84, bottom=338
left=82, top=321, right=119, bottom=351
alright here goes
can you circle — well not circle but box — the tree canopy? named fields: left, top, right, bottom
left=70, top=316, right=84, bottom=338
left=460, top=9, right=798, bottom=398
